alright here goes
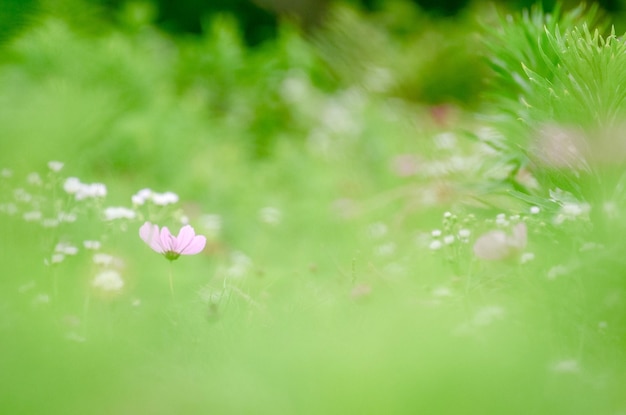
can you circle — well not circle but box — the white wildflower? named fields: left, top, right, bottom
left=376, top=242, right=395, bottom=256
left=50, top=253, right=65, bottom=264
left=23, top=211, right=42, bottom=222
left=83, top=240, right=101, bottom=250
left=495, top=213, right=509, bottom=227
left=458, top=229, right=471, bottom=238
left=41, top=218, right=59, bottom=228
left=443, top=235, right=455, bottom=245
left=0, top=203, right=18, bottom=215
left=75, top=183, right=107, bottom=200
left=474, top=223, right=527, bottom=261
left=200, top=214, right=222, bottom=236
left=151, top=191, right=179, bottom=206
left=103, top=206, right=136, bottom=221
left=550, top=359, right=580, bottom=374
left=13, top=188, right=32, bottom=203
left=434, top=132, right=457, bottom=150
left=63, top=177, right=83, bottom=194
left=92, top=270, right=124, bottom=291
left=32, top=293, right=50, bottom=305
left=520, top=252, right=535, bottom=263
left=93, top=253, right=115, bottom=266
left=547, top=265, right=568, bottom=280
left=432, top=286, right=453, bottom=297
left=58, top=212, right=77, bottom=222
left=429, top=240, right=443, bottom=250
left=472, top=305, right=505, bottom=326
left=47, top=161, right=64, bottom=172
left=530, top=206, right=540, bottom=214
left=368, top=222, right=388, bottom=239
left=55, top=242, right=78, bottom=255
left=27, top=172, right=42, bottom=186
left=131, top=188, right=153, bottom=205
left=259, top=207, right=282, bottom=225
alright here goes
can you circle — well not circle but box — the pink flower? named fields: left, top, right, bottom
left=473, top=223, right=527, bottom=261
left=139, top=221, right=206, bottom=261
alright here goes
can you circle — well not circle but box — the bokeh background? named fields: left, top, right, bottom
left=2, top=1, right=626, bottom=414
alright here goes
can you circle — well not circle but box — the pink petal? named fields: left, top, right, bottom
left=473, top=230, right=511, bottom=260
left=139, top=222, right=165, bottom=253
left=174, top=225, right=196, bottom=252
left=511, top=223, right=527, bottom=249
left=180, top=235, right=206, bottom=255
left=159, top=226, right=176, bottom=252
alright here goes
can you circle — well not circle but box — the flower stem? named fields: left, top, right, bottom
left=168, top=261, right=175, bottom=301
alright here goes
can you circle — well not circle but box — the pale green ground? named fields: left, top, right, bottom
left=1, top=2, right=626, bottom=414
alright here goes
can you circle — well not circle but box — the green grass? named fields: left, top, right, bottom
left=1, top=1, right=626, bottom=414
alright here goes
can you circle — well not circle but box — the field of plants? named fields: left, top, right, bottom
left=2, top=1, right=626, bottom=414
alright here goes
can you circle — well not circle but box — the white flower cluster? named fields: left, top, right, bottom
left=63, top=177, right=107, bottom=200
left=131, top=188, right=179, bottom=206
left=45, top=241, right=79, bottom=265
left=92, top=269, right=124, bottom=292
left=259, top=207, right=282, bottom=225
left=103, top=206, right=136, bottom=221
left=92, top=251, right=125, bottom=293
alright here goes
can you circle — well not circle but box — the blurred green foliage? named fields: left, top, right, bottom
left=2, top=1, right=626, bottom=414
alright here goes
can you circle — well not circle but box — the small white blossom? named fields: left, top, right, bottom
left=368, top=222, right=388, bottom=239
left=434, top=132, right=457, bottom=149
left=55, top=242, right=78, bottom=255
left=520, top=252, right=535, bottom=263
left=458, top=229, right=471, bottom=238
left=75, top=183, right=107, bottom=200
left=443, top=235, right=455, bottom=245
left=495, top=213, right=509, bottom=227
left=432, top=286, right=453, bottom=297
left=47, top=161, right=64, bottom=172
left=200, top=214, right=222, bottom=236
left=27, top=172, right=42, bottom=186
left=13, top=188, right=32, bottom=203
left=151, top=191, right=179, bottom=206
left=93, top=270, right=124, bottom=291
left=474, top=223, right=527, bottom=261
left=550, top=359, right=580, bottom=374
left=259, top=207, right=282, bottom=225
left=49, top=253, right=65, bottom=264
left=131, top=188, right=153, bottom=205
left=32, top=293, right=50, bottom=305
left=224, top=251, right=252, bottom=278
left=18, top=281, right=36, bottom=293
left=429, top=240, right=443, bottom=250
left=0, top=203, right=18, bottom=215
left=547, top=265, right=568, bottom=280
left=41, top=218, right=59, bottom=228
left=83, top=240, right=101, bottom=250
left=103, top=206, right=136, bottom=221
left=431, top=229, right=442, bottom=237
left=23, top=211, right=42, bottom=222
left=376, top=242, right=395, bottom=256
left=58, top=212, right=77, bottom=222
left=93, top=253, right=115, bottom=266
left=472, top=305, right=505, bottom=326
left=63, top=177, right=83, bottom=194
left=530, top=206, right=540, bottom=214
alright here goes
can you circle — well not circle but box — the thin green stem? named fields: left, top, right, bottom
left=169, top=260, right=175, bottom=301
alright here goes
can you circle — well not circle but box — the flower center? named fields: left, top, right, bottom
left=164, top=251, right=180, bottom=261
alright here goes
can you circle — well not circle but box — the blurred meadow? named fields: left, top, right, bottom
left=2, top=0, right=626, bottom=413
